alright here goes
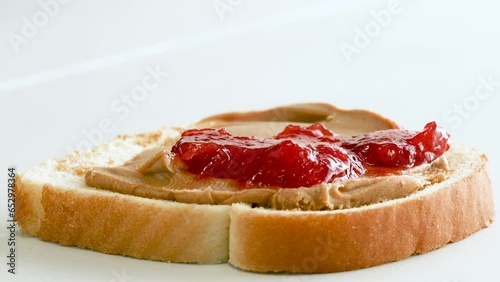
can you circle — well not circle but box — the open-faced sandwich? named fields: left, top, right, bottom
left=16, top=103, right=495, bottom=273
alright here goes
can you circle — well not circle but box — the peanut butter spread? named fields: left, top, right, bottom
left=85, top=103, right=451, bottom=211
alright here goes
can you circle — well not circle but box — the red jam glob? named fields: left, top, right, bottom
left=341, top=122, right=450, bottom=168
left=171, top=122, right=451, bottom=188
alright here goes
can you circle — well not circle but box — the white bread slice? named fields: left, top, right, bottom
left=16, top=125, right=494, bottom=272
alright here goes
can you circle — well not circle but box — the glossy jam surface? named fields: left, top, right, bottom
left=171, top=124, right=363, bottom=188
left=171, top=122, right=450, bottom=188
left=341, top=122, right=450, bottom=168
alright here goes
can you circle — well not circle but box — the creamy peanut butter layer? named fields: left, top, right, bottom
left=85, top=103, right=450, bottom=211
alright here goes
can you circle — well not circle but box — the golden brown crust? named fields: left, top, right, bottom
left=16, top=177, right=230, bottom=264
left=228, top=158, right=495, bottom=273
left=15, top=175, right=43, bottom=235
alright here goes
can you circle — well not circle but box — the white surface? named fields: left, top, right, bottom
left=1, top=0, right=499, bottom=281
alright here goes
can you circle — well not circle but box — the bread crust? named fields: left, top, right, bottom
left=228, top=155, right=495, bottom=273
left=16, top=176, right=230, bottom=264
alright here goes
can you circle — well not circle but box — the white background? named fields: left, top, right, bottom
left=0, top=0, right=499, bottom=281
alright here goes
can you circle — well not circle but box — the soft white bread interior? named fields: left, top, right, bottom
left=16, top=125, right=494, bottom=272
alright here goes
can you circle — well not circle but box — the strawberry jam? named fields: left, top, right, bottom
left=171, top=122, right=450, bottom=188
left=341, top=122, right=450, bottom=168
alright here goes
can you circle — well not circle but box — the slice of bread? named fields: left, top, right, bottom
left=15, top=115, right=495, bottom=273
